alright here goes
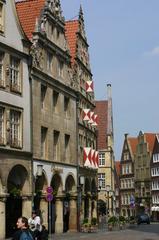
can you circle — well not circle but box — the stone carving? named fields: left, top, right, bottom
left=46, top=0, right=64, bottom=21
left=30, top=40, right=44, bottom=70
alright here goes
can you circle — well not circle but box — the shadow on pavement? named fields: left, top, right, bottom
left=128, top=223, right=159, bottom=235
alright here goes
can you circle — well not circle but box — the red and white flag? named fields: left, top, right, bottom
left=86, top=81, right=94, bottom=93
left=83, top=109, right=90, bottom=121
left=95, top=151, right=99, bottom=169
left=88, top=112, right=94, bottom=124
left=91, top=149, right=96, bottom=169
left=84, top=147, right=91, bottom=167
left=92, top=114, right=98, bottom=126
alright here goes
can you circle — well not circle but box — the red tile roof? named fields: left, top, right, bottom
left=16, top=0, right=45, bottom=40
left=128, top=137, right=138, bottom=156
left=115, top=161, right=120, bottom=176
left=144, top=133, right=156, bottom=153
left=65, top=20, right=79, bottom=64
left=95, top=101, right=108, bottom=149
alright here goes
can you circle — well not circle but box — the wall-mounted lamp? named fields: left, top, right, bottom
left=79, top=176, right=84, bottom=185
left=36, top=164, right=43, bottom=177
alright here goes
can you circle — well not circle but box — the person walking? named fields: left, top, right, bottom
left=28, top=210, right=42, bottom=240
left=12, top=216, right=33, bottom=240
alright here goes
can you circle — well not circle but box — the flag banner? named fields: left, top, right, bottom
left=86, top=80, right=94, bottom=92
left=88, top=111, right=94, bottom=124
left=83, top=109, right=90, bottom=121
left=83, top=147, right=91, bottom=167
left=92, top=114, right=98, bottom=126
left=95, top=151, right=99, bottom=168
left=91, top=149, right=96, bottom=169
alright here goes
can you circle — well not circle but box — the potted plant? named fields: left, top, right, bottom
left=108, top=216, right=118, bottom=231
left=81, top=218, right=89, bottom=232
left=90, top=217, right=98, bottom=232
left=119, top=216, right=126, bottom=229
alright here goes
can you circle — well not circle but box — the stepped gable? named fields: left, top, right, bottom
left=95, top=101, right=108, bottom=149
left=65, top=20, right=79, bottom=64
left=16, top=0, right=45, bottom=40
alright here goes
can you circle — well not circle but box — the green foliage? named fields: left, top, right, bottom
left=83, top=218, right=88, bottom=224
left=108, top=216, right=118, bottom=226
left=119, top=216, right=126, bottom=222
left=91, top=217, right=97, bottom=225
left=9, top=187, right=21, bottom=197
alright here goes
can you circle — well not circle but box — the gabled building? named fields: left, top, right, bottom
left=65, top=6, right=98, bottom=227
left=134, top=131, right=156, bottom=215
left=120, top=134, right=137, bottom=218
left=16, top=0, right=77, bottom=234
left=95, top=84, right=115, bottom=216
left=150, top=134, right=159, bottom=221
left=0, top=1, right=31, bottom=238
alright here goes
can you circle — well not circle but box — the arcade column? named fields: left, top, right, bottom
left=22, top=196, right=32, bottom=218
left=55, top=198, right=63, bottom=233
left=69, top=196, right=77, bottom=232
left=0, top=197, right=6, bottom=239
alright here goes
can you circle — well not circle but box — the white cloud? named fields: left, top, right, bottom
left=144, top=46, right=159, bottom=56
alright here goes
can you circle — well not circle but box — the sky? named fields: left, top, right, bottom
left=60, top=0, right=159, bottom=160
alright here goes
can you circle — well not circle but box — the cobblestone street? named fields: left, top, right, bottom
left=53, top=223, right=159, bottom=240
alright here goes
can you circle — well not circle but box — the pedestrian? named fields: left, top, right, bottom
left=12, top=216, right=33, bottom=240
left=28, top=210, right=42, bottom=240
left=40, top=225, right=48, bottom=240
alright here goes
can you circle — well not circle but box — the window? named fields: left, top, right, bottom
left=41, top=127, right=48, bottom=158
left=64, top=96, right=70, bottom=116
left=0, top=2, right=4, bottom=33
left=10, top=110, right=21, bottom=148
left=65, top=134, right=70, bottom=158
left=99, top=152, right=105, bottom=166
left=10, top=56, right=21, bottom=93
left=53, top=130, right=60, bottom=161
left=53, top=90, right=59, bottom=112
left=47, top=52, right=53, bottom=71
left=98, top=173, right=105, bottom=189
left=58, top=60, right=63, bottom=77
left=41, top=85, right=47, bottom=109
left=153, top=153, right=159, bottom=163
left=123, top=152, right=129, bottom=160
left=0, top=52, right=4, bottom=87
left=0, top=107, right=4, bottom=144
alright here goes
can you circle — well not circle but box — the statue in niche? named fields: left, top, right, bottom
left=30, top=40, right=44, bottom=70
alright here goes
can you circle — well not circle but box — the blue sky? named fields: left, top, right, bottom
left=61, top=0, right=159, bottom=160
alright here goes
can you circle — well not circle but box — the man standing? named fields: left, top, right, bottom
left=12, top=217, right=33, bottom=240
left=28, top=210, right=42, bottom=239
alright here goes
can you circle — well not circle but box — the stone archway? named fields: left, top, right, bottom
left=64, top=174, right=76, bottom=232
left=50, top=173, right=63, bottom=233
left=6, top=164, right=29, bottom=238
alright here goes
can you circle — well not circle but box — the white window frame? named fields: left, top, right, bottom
left=10, top=110, right=21, bottom=148
left=99, top=152, right=105, bottom=166
left=10, top=56, right=21, bottom=93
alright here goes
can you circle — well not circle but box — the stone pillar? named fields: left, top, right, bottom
left=22, top=197, right=32, bottom=219
left=40, top=198, right=48, bottom=229
left=80, top=197, right=84, bottom=225
left=92, top=200, right=97, bottom=218
left=88, top=196, right=91, bottom=222
left=69, top=197, right=77, bottom=232
left=0, top=198, right=6, bottom=239
left=55, top=198, right=63, bottom=233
